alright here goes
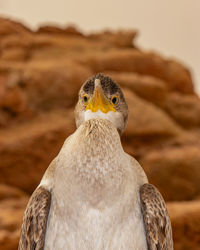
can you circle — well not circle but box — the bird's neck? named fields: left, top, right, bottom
left=57, top=118, right=126, bottom=203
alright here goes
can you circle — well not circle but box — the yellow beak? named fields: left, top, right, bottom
left=85, top=83, right=115, bottom=113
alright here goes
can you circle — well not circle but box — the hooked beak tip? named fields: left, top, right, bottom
left=94, top=79, right=101, bottom=88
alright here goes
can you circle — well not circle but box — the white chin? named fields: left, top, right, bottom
left=84, top=110, right=123, bottom=130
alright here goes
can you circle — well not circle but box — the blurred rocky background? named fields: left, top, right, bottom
left=0, top=17, right=200, bottom=250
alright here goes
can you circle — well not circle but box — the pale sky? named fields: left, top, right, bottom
left=0, top=0, right=200, bottom=93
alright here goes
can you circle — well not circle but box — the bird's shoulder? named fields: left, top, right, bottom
left=125, top=153, right=148, bottom=183
left=39, top=157, right=58, bottom=190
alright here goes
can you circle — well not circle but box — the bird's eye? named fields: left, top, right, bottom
left=111, top=95, right=119, bottom=105
left=83, top=94, right=89, bottom=103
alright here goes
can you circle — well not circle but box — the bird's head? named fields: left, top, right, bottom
left=75, top=73, right=128, bottom=135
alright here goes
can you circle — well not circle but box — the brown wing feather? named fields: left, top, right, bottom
left=140, top=183, right=173, bottom=250
left=18, top=186, right=51, bottom=250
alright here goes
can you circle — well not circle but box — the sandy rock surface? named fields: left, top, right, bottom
left=168, top=201, right=200, bottom=250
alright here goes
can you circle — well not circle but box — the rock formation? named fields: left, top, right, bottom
left=0, top=17, right=199, bottom=249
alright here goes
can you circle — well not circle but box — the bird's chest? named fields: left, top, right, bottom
left=44, top=182, right=147, bottom=250
left=53, top=152, right=127, bottom=206
left=44, top=151, right=147, bottom=249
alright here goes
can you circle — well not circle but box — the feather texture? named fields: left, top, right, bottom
left=18, top=186, right=51, bottom=250
left=140, top=183, right=173, bottom=250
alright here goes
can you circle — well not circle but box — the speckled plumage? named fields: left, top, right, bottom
left=140, top=184, right=173, bottom=250
left=18, top=187, right=51, bottom=250
left=19, top=74, right=173, bottom=250
left=83, top=74, right=121, bottom=96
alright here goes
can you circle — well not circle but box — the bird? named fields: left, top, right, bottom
left=19, top=73, right=173, bottom=250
